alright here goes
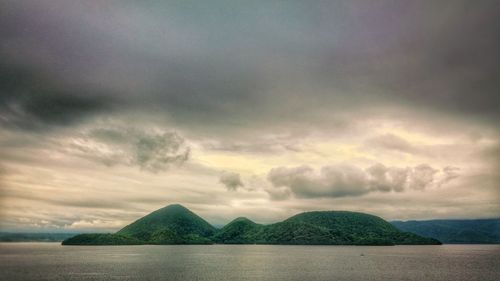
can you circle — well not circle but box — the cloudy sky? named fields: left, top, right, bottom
left=1, top=0, right=499, bottom=232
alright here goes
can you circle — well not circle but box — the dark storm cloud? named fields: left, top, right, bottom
left=309, top=1, right=500, bottom=125
left=1, top=0, right=499, bottom=136
left=0, top=0, right=265, bottom=133
left=0, top=61, right=112, bottom=130
left=266, top=163, right=457, bottom=199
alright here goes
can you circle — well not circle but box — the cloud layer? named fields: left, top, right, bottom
left=1, top=0, right=499, bottom=134
left=0, top=1, right=498, bottom=231
left=219, top=171, right=244, bottom=191
left=60, top=125, right=190, bottom=172
left=267, top=163, right=458, bottom=199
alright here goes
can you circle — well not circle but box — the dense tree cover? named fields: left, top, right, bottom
left=117, top=204, right=216, bottom=241
left=213, top=217, right=264, bottom=244
left=214, top=211, right=440, bottom=245
left=61, top=233, right=143, bottom=245
left=62, top=204, right=441, bottom=245
left=391, top=219, right=500, bottom=244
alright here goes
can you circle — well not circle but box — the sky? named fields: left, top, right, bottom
left=1, top=0, right=499, bottom=232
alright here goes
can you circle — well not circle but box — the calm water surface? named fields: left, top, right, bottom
left=0, top=243, right=499, bottom=281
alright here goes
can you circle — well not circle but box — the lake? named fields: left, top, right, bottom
left=0, top=243, right=499, bottom=281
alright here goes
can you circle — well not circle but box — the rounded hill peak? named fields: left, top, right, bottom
left=163, top=204, right=188, bottom=210
left=232, top=217, right=254, bottom=223
left=116, top=204, right=216, bottom=241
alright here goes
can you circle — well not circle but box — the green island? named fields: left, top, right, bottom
left=62, top=204, right=441, bottom=246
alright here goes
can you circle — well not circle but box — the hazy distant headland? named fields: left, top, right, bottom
left=62, top=204, right=440, bottom=246
left=391, top=219, right=500, bottom=244
left=0, top=232, right=77, bottom=242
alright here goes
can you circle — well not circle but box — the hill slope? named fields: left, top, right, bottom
left=62, top=233, right=143, bottom=245
left=116, top=204, right=216, bottom=244
left=214, top=211, right=440, bottom=245
left=63, top=204, right=440, bottom=245
left=212, top=217, right=263, bottom=244
left=391, top=219, right=500, bottom=244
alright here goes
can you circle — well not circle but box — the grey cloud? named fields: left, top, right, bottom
left=1, top=1, right=498, bottom=137
left=366, top=134, right=420, bottom=155
left=202, top=136, right=311, bottom=154
left=409, top=164, right=438, bottom=190
left=264, top=186, right=292, bottom=201
left=219, top=171, right=244, bottom=191
left=63, top=126, right=190, bottom=172
left=481, top=142, right=500, bottom=172
left=2, top=188, right=132, bottom=211
left=312, top=1, right=500, bottom=126
left=366, top=163, right=408, bottom=192
left=0, top=210, right=130, bottom=232
left=0, top=0, right=498, bottom=229
left=438, top=166, right=461, bottom=187
left=204, top=141, right=286, bottom=154
left=365, top=133, right=497, bottom=166
left=267, top=163, right=457, bottom=199
left=0, top=1, right=263, bottom=133
left=0, top=62, right=112, bottom=131
left=268, top=165, right=369, bottom=198
left=135, top=132, right=190, bottom=172
left=367, top=163, right=449, bottom=192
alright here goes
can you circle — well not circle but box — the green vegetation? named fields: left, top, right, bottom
left=213, top=217, right=264, bottom=244
left=116, top=204, right=216, bottom=244
left=391, top=219, right=500, bottom=244
left=213, top=211, right=440, bottom=245
left=61, top=233, right=143, bottom=245
left=62, top=204, right=441, bottom=245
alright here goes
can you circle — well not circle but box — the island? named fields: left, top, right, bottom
left=62, top=204, right=441, bottom=245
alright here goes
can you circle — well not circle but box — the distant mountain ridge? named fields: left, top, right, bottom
left=62, top=204, right=440, bottom=245
left=391, top=219, right=500, bottom=244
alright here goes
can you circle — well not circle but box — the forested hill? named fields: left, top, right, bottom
left=62, top=204, right=441, bottom=246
